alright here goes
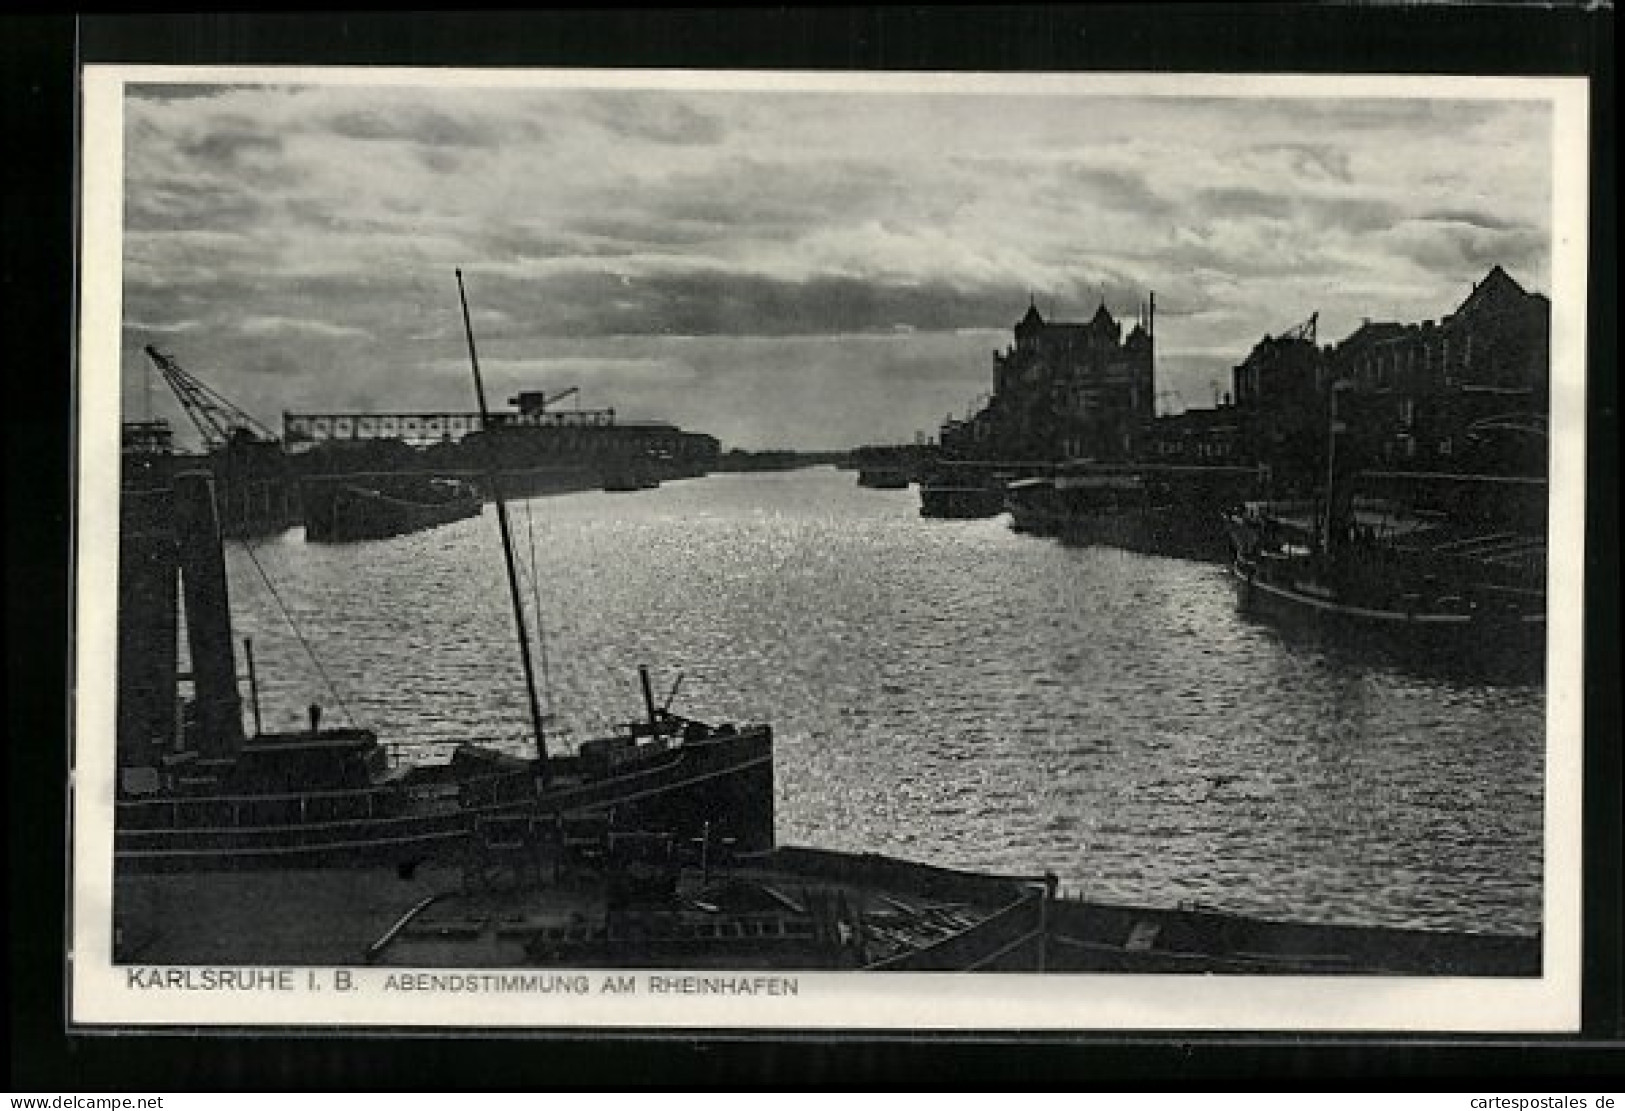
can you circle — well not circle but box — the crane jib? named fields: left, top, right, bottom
left=142, top=345, right=280, bottom=449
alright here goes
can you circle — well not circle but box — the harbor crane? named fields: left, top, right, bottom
left=142, top=345, right=280, bottom=450
left=508, top=386, right=582, bottom=417
left=1283, top=311, right=1318, bottom=345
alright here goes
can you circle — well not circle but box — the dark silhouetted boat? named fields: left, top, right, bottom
left=356, top=842, right=1537, bottom=975
left=918, top=464, right=1011, bottom=518
left=1222, top=382, right=1545, bottom=666
left=600, top=462, right=659, bottom=492
left=1008, top=469, right=1232, bottom=562
left=1223, top=497, right=1546, bottom=653
left=1006, top=471, right=1143, bottom=535
left=856, top=467, right=910, bottom=489
left=302, top=473, right=481, bottom=542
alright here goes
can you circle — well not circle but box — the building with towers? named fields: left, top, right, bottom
left=941, top=294, right=1156, bottom=461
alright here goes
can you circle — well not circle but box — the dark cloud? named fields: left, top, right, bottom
left=176, top=120, right=284, bottom=169
left=461, top=223, right=615, bottom=267
left=453, top=157, right=908, bottom=268
left=582, top=93, right=726, bottom=145
left=570, top=215, right=725, bottom=250
left=1241, top=142, right=1352, bottom=183
left=130, top=84, right=237, bottom=103
left=1050, top=165, right=1174, bottom=216
left=1166, top=224, right=1332, bottom=282
left=1192, top=185, right=1398, bottom=234
left=1196, top=186, right=1283, bottom=219
left=1419, top=209, right=1530, bottom=233
left=126, top=180, right=261, bottom=231
left=1383, top=221, right=1548, bottom=280
left=624, top=158, right=902, bottom=237
left=233, top=342, right=313, bottom=380
left=124, top=265, right=439, bottom=353
left=323, top=105, right=519, bottom=148
left=1307, top=194, right=1401, bottom=234
left=416, top=147, right=463, bottom=174
left=1256, top=99, right=1510, bottom=133
left=129, top=111, right=304, bottom=196
left=465, top=269, right=1035, bottom=338
left=452, top=266, right=1168, bottom=343
left=111, top=83, right=1554, bottom=449
left=958, top=156, right=1173, bottom=218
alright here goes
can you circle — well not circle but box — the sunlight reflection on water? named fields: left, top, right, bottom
left=225, top=467, right=1544, bottom=934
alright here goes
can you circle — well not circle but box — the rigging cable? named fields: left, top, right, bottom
left=235, top=536, right=363, bottom=730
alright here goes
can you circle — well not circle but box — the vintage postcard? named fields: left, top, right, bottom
left=70, top=66, right=1588, bottom=1031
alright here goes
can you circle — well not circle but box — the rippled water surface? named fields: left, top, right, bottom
left=225, top=467, right=1544, bottom=935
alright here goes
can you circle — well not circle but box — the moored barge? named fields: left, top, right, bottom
left=115, top=843, right=1540, bottom=976
left=1224, top=497, right=1546, bottom=667
left=302, top=473, right=481, bottom=542
left=856, top=467, right=910, bottom=489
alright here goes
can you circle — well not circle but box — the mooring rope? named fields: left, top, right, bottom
left=235, top=537, right=362, bottom=730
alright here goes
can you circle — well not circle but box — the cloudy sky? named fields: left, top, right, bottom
left=118, top=77, right=1552, bottom=450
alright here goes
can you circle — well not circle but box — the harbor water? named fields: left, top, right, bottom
left=223, top=467, right=1545, bottom=937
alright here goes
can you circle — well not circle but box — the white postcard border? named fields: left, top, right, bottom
left=70, top=66, right=1590, bottom=1032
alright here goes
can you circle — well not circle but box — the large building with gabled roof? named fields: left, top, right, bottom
left=1324, top=264, right=1551, bottom=475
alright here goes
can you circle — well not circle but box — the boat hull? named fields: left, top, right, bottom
left=1054, top=506, right=1229, bottom=562
left=534, top=726, right=776, bottom=854
left=115, top=805, right=504, bottom=872
left=127, top=843, right=1539, bottom=975
left=919, top=484, right=1006, bottom=519
left=115, top=726, right=775, bottom=873
left=856, top=468, right=910, bottom=489
left=302, top=478, right=481, bottom=543
left=1230, top=560, right=1545, bottom=662
left=1225, top=511, right=1546, bottom=675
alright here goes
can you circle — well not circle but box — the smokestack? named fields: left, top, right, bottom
left=640, top=665, right=659, bottom=734
left=172, top=472, right=244, bottom=760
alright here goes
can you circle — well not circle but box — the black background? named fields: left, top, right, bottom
left=5, top=5, right=1618, bottom=1090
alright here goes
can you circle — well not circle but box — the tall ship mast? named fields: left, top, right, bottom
left=456, top=268, right=551, bottom=784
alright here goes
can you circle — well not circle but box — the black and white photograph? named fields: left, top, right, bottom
left=70, top=65, right=1588, bottom=1031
